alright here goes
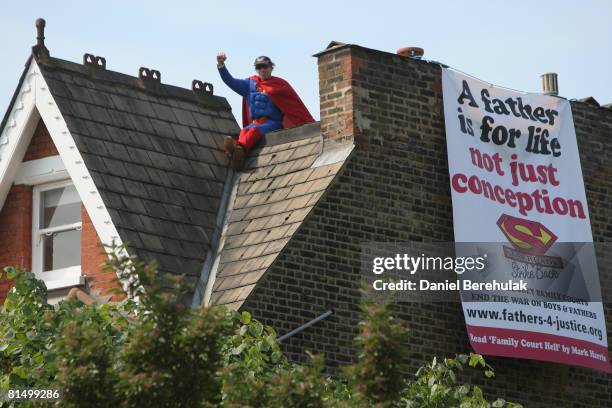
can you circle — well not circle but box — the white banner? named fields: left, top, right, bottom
left=442, top=68, right=610, bottom=372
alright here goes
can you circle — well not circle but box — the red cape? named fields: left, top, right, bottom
left=242, top=75, right=315, bottom=129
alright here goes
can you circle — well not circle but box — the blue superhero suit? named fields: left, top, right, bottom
left=218, top=66, right=283, bottom=136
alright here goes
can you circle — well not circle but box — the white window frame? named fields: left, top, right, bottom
left=32, top=179, right=83, bottom=290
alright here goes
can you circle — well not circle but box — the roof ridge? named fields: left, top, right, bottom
left=256, top=122, right=321, bottom=147
left=40, top=56, right=226, bottom=109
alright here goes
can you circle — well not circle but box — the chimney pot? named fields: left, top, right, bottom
left=541, top=72, right=559, bottom=96
left=397, top=47, right=424, bottom=59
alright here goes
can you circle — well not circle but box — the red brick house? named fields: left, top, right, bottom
left=0, top=20, right=241, bottom=303
left=1, top=20, right=611, bottom=407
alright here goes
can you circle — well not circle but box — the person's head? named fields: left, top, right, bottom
left=254, top=56, right=274, bottom=80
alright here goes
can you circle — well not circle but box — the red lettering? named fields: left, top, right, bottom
left=452, top=173, right=468, bottom=193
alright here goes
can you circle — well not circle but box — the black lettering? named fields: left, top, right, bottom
left=466, top=118, right=474, bottom=136
left=480, top=89, right=493, bottom=113
left=517, top=98, right=535, bottom=121
left=505, top=98, right=521, bottom=118
left=539, top=129, right=551, bottom=155
left=551, top=138, right=561, bottom=157
left=492, top=99, right=510, bottom=115
left=457, top=80, right=479, bottom=107
left=526, top=126, right=535, bottom=153
left=545, top=109, right=559, bottom=126
left=533, top=106, right=547, bottom=123
left=508, top=128, right=521, bottom=148
left=458, top=108, right=468, bottom=134
left=480, top=116, right=494, bottom=142
left=492, top=125, right=508, bottom=146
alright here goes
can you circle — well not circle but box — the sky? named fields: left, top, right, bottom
left=1, top=1, right=611, bottom=122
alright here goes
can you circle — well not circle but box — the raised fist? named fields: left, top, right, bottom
left=217, top=52, right=227, bottom=67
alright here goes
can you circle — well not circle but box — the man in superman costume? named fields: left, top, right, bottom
left=217, top=53, right=314, bottom=169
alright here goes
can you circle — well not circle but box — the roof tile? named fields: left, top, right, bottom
left=126, top=146, right=154, bottom=166
left=121, top=179, right=151, bottom=199
left=171, top=107, right=197, bottom=127
left=171, top=123, right=197, bottom=144
left=128, top=114, right=156, bottom=135
left=149, top=118, right=176, bottom=139
left=151, top=103, right=177, bottom=122
left=121, top=195, right=147, bottom=214
left=85, top=104, right=114, bottom=125
left=122, top=163, right=151, bottom=183
left=263, top=238, right=290, bottom=255
left=242, top=242, right=269, bottom=259
left=212, top=117, right=240, bottom=135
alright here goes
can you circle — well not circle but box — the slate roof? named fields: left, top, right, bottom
left=37, top=56, right=239, bottom=280
left=208, top=123, right=353, bottom=309
left=2, top=51, right=353, bottom=305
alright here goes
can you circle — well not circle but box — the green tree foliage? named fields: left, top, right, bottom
left=344, top=301, right=410, bottom=406
left=0, top=249, right=521, bottom=407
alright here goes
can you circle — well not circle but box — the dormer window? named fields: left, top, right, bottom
left=32, top=180, right=82, bottom=289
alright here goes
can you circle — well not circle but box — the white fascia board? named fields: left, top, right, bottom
left=0, top=62, right=39, bottom=211
left=14, top=155, right=69, bottom=185
left=0, top=59, right=133, bottom=294
left=32, top=60, right=128, bottom=261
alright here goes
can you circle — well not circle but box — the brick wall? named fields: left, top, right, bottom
left=0, top=119, right=121, bottom=303
left=242, top=44, right=612, bottom=406
left=0, top=185, right=33, bottom=303
left=23, top=119, right=59, bottom=161
left=81, top=206, right=123, bottom=301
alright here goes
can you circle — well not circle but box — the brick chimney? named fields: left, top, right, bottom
left=314, top=42, right=443, bottom=151
left=314, top=42, right=360, bottom=145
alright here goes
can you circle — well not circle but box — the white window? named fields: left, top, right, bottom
left=32, top=180, right=82, bottom=290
